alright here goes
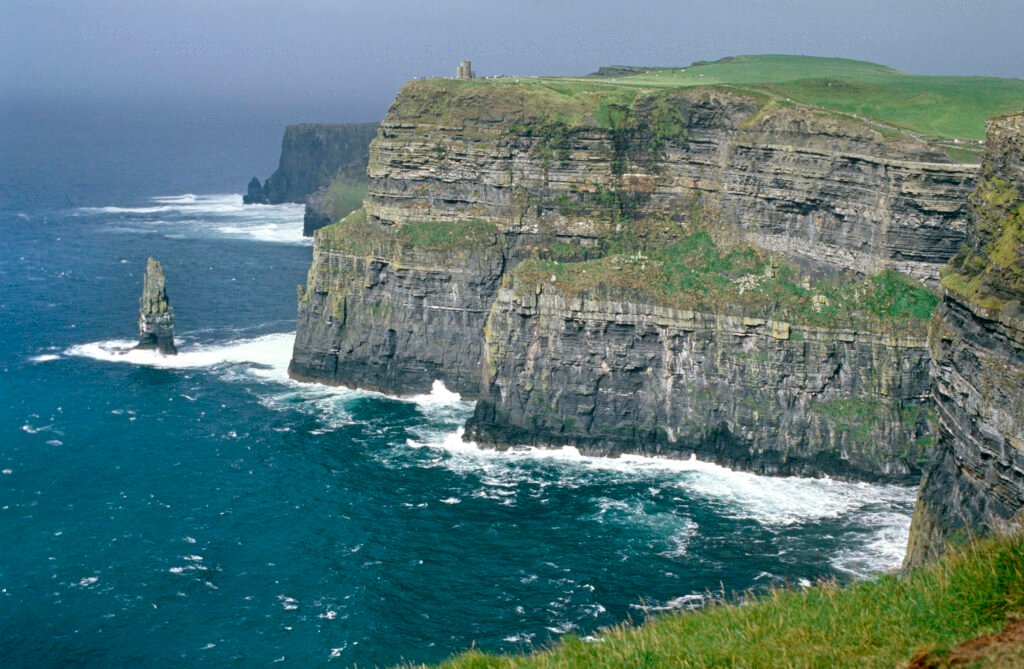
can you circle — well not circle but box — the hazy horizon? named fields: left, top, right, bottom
left=4, top=0, right=1024, bottom=127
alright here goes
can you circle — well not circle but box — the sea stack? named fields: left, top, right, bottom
left=136, top=257, right=177, bottom=355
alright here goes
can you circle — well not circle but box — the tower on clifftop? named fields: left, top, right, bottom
left=456, top=59, right=475, bottom=79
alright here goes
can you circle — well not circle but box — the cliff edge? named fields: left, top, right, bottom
left=905, top=113, right=1024, bottom=566
left=287, top=69, right=984, bottom=482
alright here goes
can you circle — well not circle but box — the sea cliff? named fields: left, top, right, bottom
left=366, top=80, right=975, bottom=282
left=289, top=71, right=979, bottom=481
left=905, top=113, right=1024, bottom=565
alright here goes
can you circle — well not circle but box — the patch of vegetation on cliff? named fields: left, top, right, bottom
left=316, top=209, right=499, bottom=256
left=512, top=231, right=938, bottom=333
left=942, top=175, right=1024, bottom=312
left=395, top=219, right=499, bottom=251
left=416, top=534, right=1024, bottom=669
left=321, top=178, right=368, bottom=223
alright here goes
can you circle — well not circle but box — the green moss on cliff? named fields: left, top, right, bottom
left=415, top=534, right=1024, bottom=669
left=316, top=209, right=499, bottom=257
left=942, top=176, right=1024, bottom=312
left=321, top=177, right=368, bottom=223
left=396, top=219, right=499, bottom=251
left=512, top=231, right=937, bottom=334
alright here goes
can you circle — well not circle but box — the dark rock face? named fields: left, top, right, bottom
left=302, top=188, right=334, bottom=236
left=288, top=225, right=506, bottom=397
left=905, top=113, right=1024, bottom=566
left=244, top=176, right=268, bottom=205
left=248, top=123, right=378, bottom=205
left=466, top=287, right=932, bottom=483
left=135, top=257, right=177, bottom=355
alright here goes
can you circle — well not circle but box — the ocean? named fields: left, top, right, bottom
left=0, top=101, right=916, bottom=667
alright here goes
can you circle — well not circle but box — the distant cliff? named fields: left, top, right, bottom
left=245, top=122, right=378, bottom=235
left=906, top=113, right=1024, bottom=565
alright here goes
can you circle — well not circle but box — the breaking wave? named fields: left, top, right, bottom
left=78, top=193, right=307, bottom=244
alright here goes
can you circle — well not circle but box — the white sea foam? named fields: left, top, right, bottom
left=78, top=193, right=308, bottom=245
left=409, top=428, right=915, bottom=574
left=28, top=353, right=61, bottom=363
left=66, top=333, right=295, bottom=377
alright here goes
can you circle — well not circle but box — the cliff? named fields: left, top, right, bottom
left=244, top=122, right=378, bottom=235
left=136, top=257, right=176, bottom=355
left=289, top=212, right=505, bottom=396
left=366, top=80, right=976, bottom=283
left=906, top=113, right=1024, bottom=565
left=467, top=269, right=934, bottom=482
left=290, top=70, right=995, bottom=481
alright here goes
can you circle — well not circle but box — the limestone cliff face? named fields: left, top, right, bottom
left=466, top=285, right=932, bottom=482
left=906, top=114, right=1024, bottom=565
left=288, top=216, right=505, bottom=397
left=136, top=257, right=176, bottom=355
left=290, top=79, right=962, bottom=480
left=367, top=83, right=975, bottom=283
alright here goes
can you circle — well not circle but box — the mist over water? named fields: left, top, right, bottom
left=1, top=105, right=916, bottom=667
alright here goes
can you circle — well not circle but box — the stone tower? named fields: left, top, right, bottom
left=456, top=59, right=475, bottom=80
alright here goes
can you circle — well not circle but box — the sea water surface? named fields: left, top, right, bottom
left=1, top=104, right=916, bottom=667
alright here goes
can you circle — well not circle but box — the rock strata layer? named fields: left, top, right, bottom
left=906, top=113, right=1024, bottom=565
left=367, top=82, right=976, bottom=283
left=288, top=217, right=506, bottom=397
left=136, top=257, right=177, bottom=355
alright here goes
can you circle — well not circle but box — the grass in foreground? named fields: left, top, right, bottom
left=410, top=534, right=1024, bottom=669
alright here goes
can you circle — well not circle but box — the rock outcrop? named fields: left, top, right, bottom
left=244, top=123, right=378, bottom=204
left=136, top=257, right=177, bottom=355
left=906, top=113, right=1024, bottom=565
left=288, top=214, right=505, bottom=397
left=244, top=123, right=378, bottom=235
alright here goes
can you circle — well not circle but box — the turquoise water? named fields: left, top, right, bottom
left=0, top=106, right=916, bottom=667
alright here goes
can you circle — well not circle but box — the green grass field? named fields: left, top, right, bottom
left=401, top=55, right=1024, bottom=147
left=591, top=55, right=1024, bottom=141
left=408, top=534, right=1024, bottom=668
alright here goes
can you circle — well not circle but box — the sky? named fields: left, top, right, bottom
left=3, top=0, right=1023, bottom=126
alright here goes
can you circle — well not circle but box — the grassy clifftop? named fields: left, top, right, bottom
left=392, top=55, right=1024, bottom=149
left=412, top=535, right=1024, bottom=668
